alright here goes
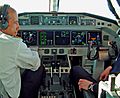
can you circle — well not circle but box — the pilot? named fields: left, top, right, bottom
left=0, top=4, right=45, bottom=98
left=70, top=66, right=112, bottom=98
left=68, top=0, right=120, bottom=97
left=70, top=59, right=119, bottom=98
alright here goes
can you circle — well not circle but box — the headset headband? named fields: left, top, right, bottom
left=0, top=4, right=10, bottom=29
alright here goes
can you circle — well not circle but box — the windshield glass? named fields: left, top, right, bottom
left=1, top=0, right=120, bottom=20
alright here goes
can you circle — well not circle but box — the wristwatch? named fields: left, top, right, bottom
left=88, top=83, right=94, bottom=92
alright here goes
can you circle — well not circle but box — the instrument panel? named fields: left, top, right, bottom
left=18, top=12, right=119, bottom=72
left=18, top=12, right=119, bottom=71
left=18, top=12, right=119, bottom=48
left=18, top=30, right=102, bottom=46
left=18, top=13, right=101, bottom=26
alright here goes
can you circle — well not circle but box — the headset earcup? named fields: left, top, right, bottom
left=0, top=4, right=10, bottom=29
left=1, top=20, right=8, bottom=29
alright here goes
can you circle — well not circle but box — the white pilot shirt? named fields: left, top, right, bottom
left=0, top=31, right=40, bottom=98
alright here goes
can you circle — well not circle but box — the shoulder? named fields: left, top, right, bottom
left=10, top=37, right=23, bottom=45
left=8, top=37, right=28, bottom=50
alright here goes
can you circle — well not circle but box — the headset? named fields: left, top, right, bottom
left=0, top=4, right=10, bottom=29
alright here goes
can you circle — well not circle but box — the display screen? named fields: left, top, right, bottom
left=18, top=30, right=37, bottom=46
left=87, top=31, right=102, bottom=45
left=39, top=30, right=54, bottom=46
left=55, top=30, right=70, bottom=45
left=71, top=31, right=86, bottom=45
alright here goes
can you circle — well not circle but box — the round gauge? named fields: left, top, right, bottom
left=22, top=31, right=37, bottom=45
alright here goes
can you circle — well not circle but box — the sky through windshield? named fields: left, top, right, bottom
left=0, top=0, right=120, bottom=20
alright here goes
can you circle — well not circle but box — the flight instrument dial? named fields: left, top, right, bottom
left=22, top=30, right=37, bottom=46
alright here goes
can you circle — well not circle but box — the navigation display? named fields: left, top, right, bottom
left=71, top=31, right=86, bottom=45
left=55, top=30, right=70, bottom=45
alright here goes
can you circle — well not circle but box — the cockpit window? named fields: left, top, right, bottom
left=1, top=0, right=119, bottom=20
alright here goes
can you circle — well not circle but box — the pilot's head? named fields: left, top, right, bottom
left=0, top=4, right=20, bottom=37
